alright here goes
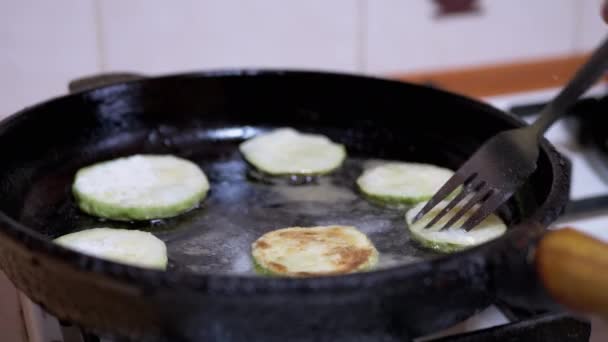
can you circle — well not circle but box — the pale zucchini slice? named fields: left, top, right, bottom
left=405, top=201, right=507, bottom=253
left=239, top=128, right=346, bottom=176
left=357, top=162, right=454, bottom=205
left=252, top=225, right=378, bottom=277
left=54, top=228, right=168, bottom=270
left=73, top=154, right=209, bottom=221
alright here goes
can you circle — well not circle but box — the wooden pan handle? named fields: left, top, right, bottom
left=536, top=227, right=608, bottom=318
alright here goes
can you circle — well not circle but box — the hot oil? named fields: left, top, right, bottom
left=155, top=154, right=438, bottom=275
left=21, top=146, right=439, bottom=276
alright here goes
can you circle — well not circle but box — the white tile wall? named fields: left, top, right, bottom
left=0, top=0, right=606, bottom=117
left=96, top=0, right=360, bottom=75
left=574, top=0, right=608, bottom=52
left=0, top=0, right=99, bottom=119
left=365, top=0, right=579, bottom=74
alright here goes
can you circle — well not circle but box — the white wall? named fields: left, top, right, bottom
left=0, top=0, right=99, bottom=118
left=97, top=0, right=360, bottom=73
left=1, top=0, right=606, bottom=118
left=367, top=0, right=578, bottom=73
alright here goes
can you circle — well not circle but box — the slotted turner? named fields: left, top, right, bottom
left=413, top=35, right=608, bottom=231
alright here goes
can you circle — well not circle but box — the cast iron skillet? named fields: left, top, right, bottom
left=0, top=70, right=577, bottom=341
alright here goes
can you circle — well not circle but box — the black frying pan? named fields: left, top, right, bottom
left=0, top=70, right=603, bottom=341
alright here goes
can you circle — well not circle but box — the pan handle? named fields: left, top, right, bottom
left=535, top=227, right=608, bottom=319
left=68, top=72, right=147, bottom=93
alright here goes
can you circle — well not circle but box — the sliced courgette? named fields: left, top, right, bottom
left=251, top=225, right=378, bottom=277
left=73, top=154, right=209, bottom=221
left=239, top=128, right=346, bottom=176
left=405, top=200, right=507, bottom=253
left=54, top=228, right=168, bottom=269
left=357, top=162, right=454, bottom=206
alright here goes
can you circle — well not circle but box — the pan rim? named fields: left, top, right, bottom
left=0, top=68, right=570, bottom=294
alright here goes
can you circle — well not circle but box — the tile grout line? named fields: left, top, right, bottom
left=93, top=0, right=106, bottom=72
left=571, top=0, right=583, bottom=54
left=356, top=0, right=368, bottom=73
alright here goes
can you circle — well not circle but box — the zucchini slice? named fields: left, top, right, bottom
left=239, top=128, right=346, bottom=176
left=251, top=225, right=378, bottom=277
left=357, top=162, right=454, bottom=206
left=405, top=201, right=507, bottom=253
left=54, top=228, right=168, bottom=269
left=73, top=154, right=209, bottom=221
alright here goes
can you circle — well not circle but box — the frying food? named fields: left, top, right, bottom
left=239, top=128, right=346, bottom=176
left=252, top=225, right=378, bottom=277
left=406, top=200, right=507, bottom=253
left=357, top=162, right=454, bottom=206
left=72, top=154, right=209, bottom=221
left=55, top=228, right=168, bottom=270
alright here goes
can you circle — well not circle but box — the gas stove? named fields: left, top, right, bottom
left=49, top=308, right=592, bottom=342
left=16, top=84, right=608, bottom=342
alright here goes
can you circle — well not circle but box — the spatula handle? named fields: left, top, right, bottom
left=532, top=35, right=608, bottom=137
left=536, top=227, right=608, bottom=319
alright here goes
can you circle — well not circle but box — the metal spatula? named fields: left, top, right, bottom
left=413, top=35, right=608, bottom=231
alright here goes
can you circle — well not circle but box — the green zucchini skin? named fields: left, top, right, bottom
left=358, top=190, right=432, bottom=208
left=72, top=154, right=209, bottom=221
left=356, top=162, right=454, bottom=207
left=251, top=225, right=378, bottom=277
left=408, top=230, right=469, bottom=253
left=252, top=256, right=378, bottom=277
left=253, top=259, right=279, bottom=276
left=405, top=200, right=507, bottom=253
left=239, top=128, right=347, bottom=176
left=54, top=228, right=168, bottom=270
left=244, top=146, right=347, bottom=177
left=73, top=186, right=206, bottom=221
